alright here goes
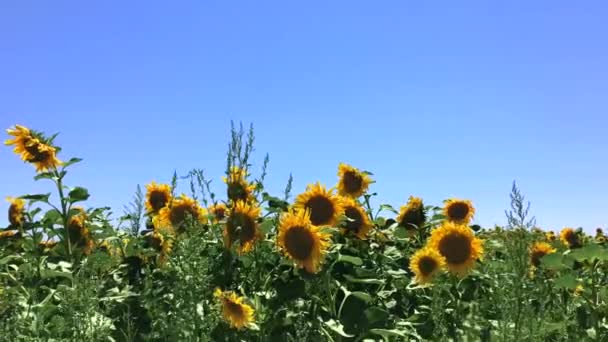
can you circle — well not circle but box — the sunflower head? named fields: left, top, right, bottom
left=154, top=194, right=208, bottom=234
left=214, top=288, right=255, bottom=330
left=67, top=208, right=94, bottom=255
left=0, top=230, right=21, bottom=242
left=209, top=202, right=228, bottom=223
left=145, top=182, right=172, bottom=214
left=145, top=231, right=174, bottom=266
left=294, top=182, right=344, bottom=227
left=409, top=247, right=446, bottom=284
left=428, top=221, right=484, bottom=277
left=545, top=231, right=556, bottom=242
left=560, top=228, right=581, bottom=249
left=39, top=240, right=58, bottom=252
left=443, top=199, right=475, bottom=225
left=529, top=242, right=556, bottom=267
left=337, top=163, right=372, bottom=198
left=224, top=200, right=262, bottom=254
left=340, top=197, right=373, bottom=240
left=277, top=208, right=332, bottom=274
left=5, top=125, right=62, bottom=172
left=6, top=197, right=26, bottom=226
left=396, top=196, right=426, bottom=231
left=223, top=166, right=256, bottom=203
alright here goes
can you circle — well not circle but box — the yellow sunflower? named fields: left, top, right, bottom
left=443, top=198, right=475, bottom=225
left=214, top=288, right=255, bottom=330
left=67, top=208, right=94, bottom=255
left=0, top=230, right=21, bottom=241
left=277, top=209, right=331, bottom=274
left=209, top=202, right=228, bottom=223
left=145, top=181, right=172, bottom=214
left=545, top=231, right=556, bottom=242
left=7, top=197, right=26, bottom=226
left=5, top=125, right=62, bottom=172
left=409, top=248, right=446, bottom=284
left=145, top=231, right=174, bottom=266
left=427, top=222, right=484, bottom=276
left=294, top=182, right=344, bottom=227
left=340, top=197, right=373, bottom=239
left=336, top=163, right=372, bottom=198
left=39, top=240, right=58, bottom=251
left=529, top=242, right=556, bottom=268
left=560, top=227, right=581, bottom=249
left=154, top=194, right=208, bottom=234
left=224, top=200, right=262, bottom=254
left=396, top=196, right=426, bottom=231
left=222, top=166, right=256, bottom=203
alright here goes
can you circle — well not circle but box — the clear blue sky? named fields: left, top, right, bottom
left=1, top=1, right=607, bottom=233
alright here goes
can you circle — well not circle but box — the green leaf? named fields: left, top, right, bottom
left=34, top=172, right=55, bottom=181
left=344, top=274, right=385, bottom=285
left=337, top=254, right=363, bottom=266
left=40, top=269, right=73, bottom=281
left=364, top=307, right=389, bottom=325
left=541, top=253, right=567, bottom=270
left=21, top=193, right=51, bottom=203
left=351, top=291, right=373, bottom=303
left=68, top=187, right=90, bottom=203
left=379, top=204, right=398, bottom=214
left=394, top=226, right=409, bottom=239
left=569, top=244, right=608, bottom=262
left=324, top=319, right=355, bottom=338
left=43, top=209, right=62, bottom=224
left=370, top=328, right=407, bottom=340
left=259, top=220, right=274, bottom=234
left=554, top=273, right=578, bottom=290
left=62, top=157, right=83, bottom=168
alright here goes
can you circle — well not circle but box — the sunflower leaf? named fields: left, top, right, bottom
left=337, top=254, right=363, bottom=266
left=344, top=274, right=385, bottom=285
left=62, top=157, right=83, bottom=168
left=20, top=193, right=51, bottom=204
left=554, top=273, right=578, bottom=290
left=323, top=319, right=355, bottom=338
left=68, top=187, right=90, bottom=203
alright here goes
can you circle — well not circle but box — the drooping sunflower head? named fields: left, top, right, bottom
left=0, top=230, right=21, bottom=242
left=213, top=288, right=255, bottom=330
left=560, top=227, right=581, bottom=249
left=155, top=194, right=208, bottom=234
left=38, top=240, right=58, bottom=252
left=529, top=241, right=556, bottom=267
left=337, top=163, right=372, bottom=198
left=5, top=125, right=32, bottom=155
left=545, top=231, right=556, bottom=242
left=428, top=221, right=484, bottom=276
left=67, top=208, right=94, bottom=255
left=5, top=125, right=62, bottom=172
left=409, top=247, right=446, bottom=284
left=6, top=196, right=26, bottom=226
left=396, top=196, right=426, bottom=231
left=340, top=197, right=373, bottom=240
left=223, top=166, right=256, bottom=203
left=209, top=202, right=228, bottom=223
left=145, top=231, right=174, bottom=266
left=224, top=200, right=262, bottom=254
left=145, top=181, right=172, bottom=214
left=294, top=182, right=344, bottom=227
left=443, top=198, right=475, bottom=225
left=277, top=208, right=332, bottom=274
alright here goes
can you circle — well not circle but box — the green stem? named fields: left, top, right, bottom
left=54, top=169, right=72, bottom=259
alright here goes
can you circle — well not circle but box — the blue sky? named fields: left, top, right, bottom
left=1, top=1, right=607, bottom=232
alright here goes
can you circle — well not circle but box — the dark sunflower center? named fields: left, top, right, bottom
left=284, top=225, right=314, bottom=260
left=170, top=204, right=197, bottom=226
left=68, top=219, right=88, bottom=245
left=227, top=213, right=256, bottom=244
left=531, top=250, right=547, bottom=267
left=342, top=171, right=363, bottom=194
left=418, top=256, right=438, bottom=276
left=306, top=195, right=334, bottom=226
left=149, top=191, right=169, bottom=212
left=24, top=142, right=52, bottom=163
left=399, top=206, right=425, bottom=229
left=447, top=203, right=469, bottom=221
left=8, top=204, right=22, bottom=225
left=146, top=235, right=163, bottom=251
left=565, top=232, right=580, bottom=247
left=344, top=206, right=363, bottom=233
left=225, top=300, right=244, bottom=319
left=227, top=182, right=249, bottom=202
left=214, top=208, right=226, bottom=221
left=438, top=233, right=472, bottom=265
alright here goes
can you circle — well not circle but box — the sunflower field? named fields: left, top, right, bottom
left=1, top=123, right=607, bottom=342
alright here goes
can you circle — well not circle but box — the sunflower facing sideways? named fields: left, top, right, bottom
left=154, top=194, right=208, bottom=234
left=277, top=209, right=331, bottom=274
left=5, top=125, right=62, bottom=172
left=209, top=202, right=228, bottom=223
left=529, top=241, right=556, bottom=268
left=224, top=200, right=262, bottom=254
left=427, top=221, right=484, bottom=276
left=396, top=196, right=426, bottom=231
left=409, top=247, right=446, bottom=284
left=7, top=197, right=26, bottom=227
left=144, top=231, right=174, bottom=266
left=560, top=227, right=581, bottom=249
left=443, top=198, right=475, bottom=225
left=223, top=166, right=257, bottom=203
left=214, top=288, right=255, bottom=330
left=340, top=197, right=373, bottom=239
left=294, top=182, right=344, bottom=227
left=336, top=163, right=372, bottom=198
left=67, top=207, right=94, bottom=255
left=145, top=181, right=172, bottom=214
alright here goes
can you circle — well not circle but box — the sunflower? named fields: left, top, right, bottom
left=427, top=222, right=484, bottom=276
left=39, top=240, right=58, bottom=251
left=67, top=208, right=94, bottom=255
left=443, top=198, right=475, bottom=225
left=7, top=197, right=26, bottom=226
left=396, top=196, right=426, bottom=231
left=294, top=182, right=344, bottom=227
left=214, top=288, right=255, bottom=330
left=0, top=230, right=20, bottom=241
left=560, top=227, right=581, bottom=249
left=223, top=166, right=256, bottom=203
left=545, top=231, right=556, bottom=242
left=340, top=197, right=373, bottom=239
left=529, top=242, right=556, bottom=267
left=5, top=125, right=62, bottom=172
left=224, top=200, right=262, bottom=254
left=145, top=182, right=172, bottom=214
left=145, top=231, right=174, bottom=266
left=209, top=202, right=228, bottom=223
left=277, top=209, right=331, bottom=273
left=336, top=163, right=372, bottom=198
left=409, top=248, right=446, bottom=284
left=154, top=194, right=207, bottom=234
